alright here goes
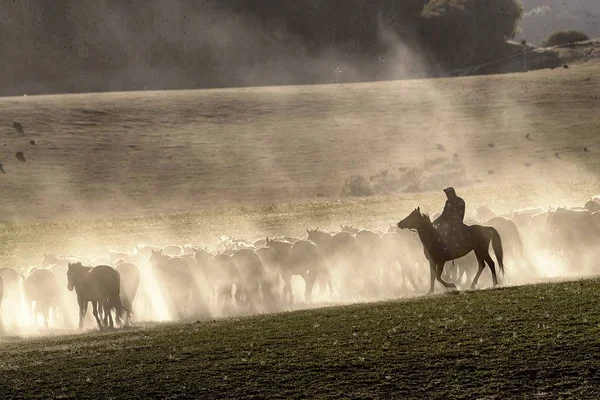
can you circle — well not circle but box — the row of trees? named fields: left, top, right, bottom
left=0, top=0, right=527, bottom=95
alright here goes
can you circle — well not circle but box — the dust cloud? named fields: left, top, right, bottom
left=2, top=188, right=600, bottom=338
left=1, top=2, right=600, bottom=338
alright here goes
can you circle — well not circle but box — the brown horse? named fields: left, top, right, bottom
left=208, top=253, right=242, bottom=312
left=115, top=263, right=140, bottom=326
left=231, top=249, right=277, bottom=312
left=0, top=267, right=21, bottom=328
left=266, top=238, right=326, bottom=303
left=23, top=268, right=57, bottom=328
left=150, top=251, right=200, bottom=320
left=398, top=208, right=504, bottom=294
left=67, top=263, right=125, bottom=330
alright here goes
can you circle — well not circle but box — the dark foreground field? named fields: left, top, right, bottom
left=2, top=279, right=600, bottom=399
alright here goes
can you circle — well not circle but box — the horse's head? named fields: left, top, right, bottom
left=387, top=224, right=399, bottom=233
left=41, top=252, right=58, bottom=267
left=341, top=225, right=358, bottom=234
left=193, top=247, right=211, bottom=264
left=66, top=262, right=84, bottom=291
left=306, top=228, right=321, bottom=241
left=149, top=249, right=164, bottom=265
left=397, top=208, right=428, bottom=231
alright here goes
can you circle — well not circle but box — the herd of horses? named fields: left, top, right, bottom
left=0, top=196, right=599, bottom=333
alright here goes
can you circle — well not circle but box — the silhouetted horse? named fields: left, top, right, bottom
left=398, top=208, right=504, bottom=294
left=115, top=262, right=140, bottom=326
left=67, top=263, right=125, bottom=330
left=0, top=267, right=21, bottom=328
left=24, top=268, right=57, bottom=328
left=266, top=238, right=327, bottom=303
left=209, top=253, right=242, bottom=312
left=150, top=250, right=200, bottom=320
left=231, top=249, right=277, bottom=312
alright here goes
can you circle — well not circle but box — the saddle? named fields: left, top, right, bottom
left=433, top=218, right=471, bottom=252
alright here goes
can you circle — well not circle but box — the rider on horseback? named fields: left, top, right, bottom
left=433, top=187, right=466, bottom=234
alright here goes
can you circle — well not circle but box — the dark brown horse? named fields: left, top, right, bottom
left=150, top=250, right=200, bottom=320
left=115, top=262, right=140, bottom=326
left=67, top=263, right=125, bottom=330
left=231, top=249, right=277, bottom=312
left=398, top=208, right=504, bottom=294
left=0, top=267, right=21, bottom=328
left=266, top=238, right=327, bottom=303
left=23, top=268, right=57, bottom=328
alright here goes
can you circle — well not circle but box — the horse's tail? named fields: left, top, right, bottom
left=112, top=294, right=131, bottom=321
left=489, top=227, right=505, bottom=276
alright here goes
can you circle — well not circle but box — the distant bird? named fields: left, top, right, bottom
left=524, top=163, right=532, bottom=167
left=437, top=144, right=446, bottom=152
left=584, top=147, right=589, bottom=152
left=488, top=143, right=495, bottom=148
left=12, top=122, right=25, bottom=135
left=488, top=170, right=494, bottom=175
left=0, top=163, right=5, bottom=174
left=525, top=133, right=533, bottom=141
left=16, top=151, right=26, bottom=162
left=555, top=152, right=560, bottom=159
left=29, top=140, right=36, bottom=146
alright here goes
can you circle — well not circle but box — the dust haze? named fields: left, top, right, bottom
left=1, top=1, right=600, bottom=337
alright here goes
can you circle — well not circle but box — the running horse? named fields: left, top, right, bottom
left=398, top=208, right=505, bottom=294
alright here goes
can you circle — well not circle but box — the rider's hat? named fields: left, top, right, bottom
left=443, top=187, right=456, bottom=196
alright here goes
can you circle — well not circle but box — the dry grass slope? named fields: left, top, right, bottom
left=0, top=62, right=599, bottom=221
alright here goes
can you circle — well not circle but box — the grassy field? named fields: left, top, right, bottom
left=2, top=279, right=600, bottom=399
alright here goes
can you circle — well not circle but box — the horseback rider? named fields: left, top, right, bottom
left=433, top=187, right=466, bottom=231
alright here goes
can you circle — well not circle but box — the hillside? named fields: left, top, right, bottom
left=1, top=63, right=599, bottom=222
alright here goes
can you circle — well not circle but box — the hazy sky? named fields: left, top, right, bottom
left=518, top=0, right=600, bottom=44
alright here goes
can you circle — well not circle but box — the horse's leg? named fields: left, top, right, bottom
left=435, top=263, right=457, bottom=290
left=281, top=271, right=292, bottom=304
left=427, top=261, right=436, bottom=295
left=43, top=303, right=50, bottom=329
left=304, top=270, right=317, bottom=303
left=78, top=299, right=86, bottom=331
left=470, top=254, right=486, bottom=290
left=105, top=300, right=114, bottom=328
left=91, top=301, right=103, bottom=330
left=484, top=254, right=498, bottom=288
left=325, top=270, right=333, bottom=297
left=101, top=302, right=108, bottom=327
left=31, top=300, right=39, bottom=328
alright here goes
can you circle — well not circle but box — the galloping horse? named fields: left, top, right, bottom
left=67, top=263, right=125, bottom=330
left=398, top=208, right=505, bottom=294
